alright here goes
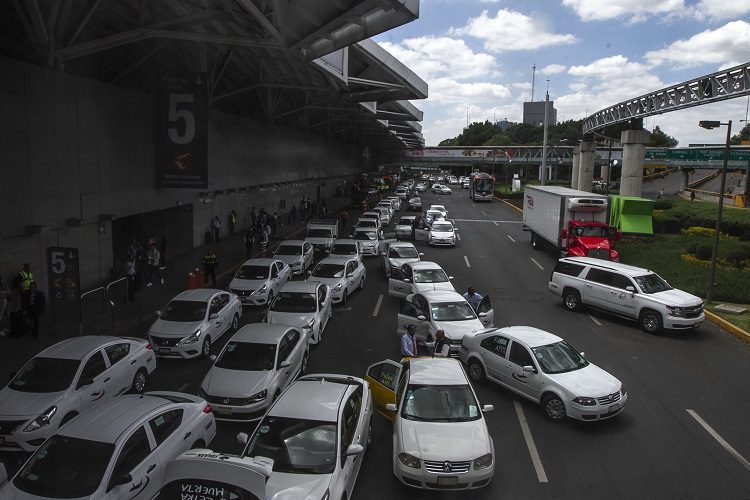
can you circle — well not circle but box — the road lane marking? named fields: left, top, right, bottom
left=588, top=314, right=602, bottom=326
left=372, top=294, right=383, bottom=317
left=494, top=221, right=499, bottom=227
left=481, top=211, right=488, bottom=216
left=507, top=234, right=516, bottom=243
left=178, top=382, right=190, bottom=392
left=456, top=233, right=461, bottom=240
left=514, top=401, right=549, bottom=482
left=530, top=258, right=544, bottom=270
left=464, top=256, right=471, bottom=268
left=687, top=409, right=750, bottom=471
left=472, top=203, right=476, bottom=207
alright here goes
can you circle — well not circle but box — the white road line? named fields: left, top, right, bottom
left=687, top=409, right=750, bottom=471
left=472, top=203, right=476, bottom=208
left=481, top=211, right=488, bottom=216
left=507, top=234, right=516, bottom=243
left=372, top=294, right=383, bottom=317
left=530, top=257, right=544, bottom=270
left=464, top=256, right=471, bottom=268
left=588, top=314, right=602, bottom=326
left=456, top=233, right=461, bottom=240
left=493, top=221, right=499, bottom=227
left=178, top=382, right=190, bottom=392
left=514, top=401, right=549, bottom=482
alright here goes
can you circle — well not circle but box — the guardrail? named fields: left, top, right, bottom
left=78, top=277, right=129, bottom=336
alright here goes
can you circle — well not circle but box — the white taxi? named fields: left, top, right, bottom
left=307, top=256, right=366, bottom=305
left=388, top=261, right=455, bottom=298
left=273, top=240, right=314, bottom=276
left=266, top=281, right=332, bottom=344
left=381, top=241, right=422, bottom=277
left=229, top=258, right=291, bottom=306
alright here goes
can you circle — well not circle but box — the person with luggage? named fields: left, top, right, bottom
left=21, top=282, right=45, bottom=339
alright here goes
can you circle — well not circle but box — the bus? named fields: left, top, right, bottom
left=469, top=172, right=495, bottom=201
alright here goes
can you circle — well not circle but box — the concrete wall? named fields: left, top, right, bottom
left=0, top=56, right=359, bottom=291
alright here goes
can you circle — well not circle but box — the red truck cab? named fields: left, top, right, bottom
left=562, top=221, right=620, bottom=261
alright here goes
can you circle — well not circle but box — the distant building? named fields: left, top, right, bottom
left=496, top=118, right=515, bottom=130
left=523, top=101, right=557, bottom=127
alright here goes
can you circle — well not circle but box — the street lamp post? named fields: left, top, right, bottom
left=698, top=120, right=732, bottom=303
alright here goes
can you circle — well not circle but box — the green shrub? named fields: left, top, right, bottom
left=695, top=244, right=713, bottom=260
left=654, top=217, right=681, bottom=234
left=653, top=199, right=673, bottom=210
left=686, top=241, right=700, bottom=255
left=724, top=245, right=750, bottom=268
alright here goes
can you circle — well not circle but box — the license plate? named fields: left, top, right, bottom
left=158, top=347, right=172, bottom=354
left=214, top=407, right=233, bottom=415
left=438, top=476, right=458, bottom=486
left=609, top=404, right=620, bottom=413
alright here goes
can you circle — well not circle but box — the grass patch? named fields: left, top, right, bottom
left=617, top=233, right=750, bottom=304
left=704, top=303, right=750, bottom=333
left=653, top=199, right=750, bottom=240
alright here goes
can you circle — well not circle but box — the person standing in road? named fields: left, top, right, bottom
left=340, top=209, right=349, bottom=231
left=401, top=324, right=419, bottom=357
left=212, top=216, right=222, bottom=242
left=229, top=210, right=237, bottom=236
left=463, top=287, right=483, bottom=311
left=432, top=330, right=450, bottom=358
left=16, top=263, right=34, bottom=293
left=21, top=282, right=45, bottom=339
left=259, top=227, right=269, bottom=257
left=244, top=229, right=254, bottom=258
left=159, top=235, right=168, bottom=269
left=203, top=248, right=218, bottom=288
left=250, top=206, right=257, bottom=230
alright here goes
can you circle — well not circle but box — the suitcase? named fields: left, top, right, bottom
left=9, top=310, right=26, bottom=337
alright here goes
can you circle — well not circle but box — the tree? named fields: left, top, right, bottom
left=730, top=123, right=750, bottom=145
left=649, top=126, right=678, bottom=147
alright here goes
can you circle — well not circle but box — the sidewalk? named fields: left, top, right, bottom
left=0, top=196, right=356, bottom=373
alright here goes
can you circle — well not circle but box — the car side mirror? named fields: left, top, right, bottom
left=307, top=270, right=313, bottom=275
left=345, top=444, right=365, bottom=456
left=347, top=273, right=354, bottom=277
left=155, top=310, right=162, bottom=316
left=478, top=312, right=487, bottom=318
left=385, top=403, right=397, bottom=412
left=625, top=286, right=635, bottom=293
left=580, top=352, right=585, bottom=358
left=280, top=360, right=291, bottom=368
left=236, top=432, right=249, bottom=444
left=417, top=315, right=427, bottom=321
left=403, top=278, right=411, bottom=283
left=448, top=276, right=454, bottom=280
left=209, top=354, right=217, bottom=361
left=209, top=313, right=219, bottom=320
left=522, top=365, right=536, bottom=374
left=77, top=377, right=94, bottom=389
left=111, top=473, right=132, bottom=488
left=418, top=252, right=424, bottom=256
left=482, top=404, right=494, bottom=413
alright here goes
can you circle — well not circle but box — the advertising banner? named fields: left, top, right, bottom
left=156, top=72, right=208, bottom=188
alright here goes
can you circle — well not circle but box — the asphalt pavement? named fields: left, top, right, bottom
left=3, top=187, right=750, bottom=498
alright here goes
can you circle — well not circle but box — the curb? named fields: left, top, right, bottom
left=494, top=195, right=523, bottom=214
left=704, top=310, right=750, bottom=343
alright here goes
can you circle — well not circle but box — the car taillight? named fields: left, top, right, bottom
left=145, top=343, right=153, bottom=350
left=203, top=405, right=212, bottom=414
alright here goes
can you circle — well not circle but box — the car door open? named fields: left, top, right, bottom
left=476, top=296, right=494, bottom=328
left=364, top=360, right=402, bottom=421
left=388, top=268, right=411, bottom=298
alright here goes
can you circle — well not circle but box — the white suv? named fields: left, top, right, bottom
left=548, top=257, right=704, bottom=333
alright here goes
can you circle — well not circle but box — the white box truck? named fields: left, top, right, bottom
left=305, top=219, right=339, bottom=256
left=522, top=185, right=620, bottom=261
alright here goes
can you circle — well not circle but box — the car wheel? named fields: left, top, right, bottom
left=231, top=313, right=240, bottom=331
left=201, top=337, right=211, bottom=358
left=59, top=412, right=78, bottom=427
left=359, top=276, right=365, bottom=291
left=131, top=368, right=148, bottom=394
left=342, top=289, right=348, bottom=305
left=468, top=360, right=485, bottom=383
left=562, top=289, right=582, bottom=312
left=640, top=309, right=663, bottom=334
left=542, top=394, right=567, bottom=421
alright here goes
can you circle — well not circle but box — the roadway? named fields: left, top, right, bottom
left=6, top=187, right=750, bottom=498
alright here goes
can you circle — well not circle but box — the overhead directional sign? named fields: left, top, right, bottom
left=645, top=148, right=750, bottom=162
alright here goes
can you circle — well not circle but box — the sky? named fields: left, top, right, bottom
left=372, top=0, right=750, bottom=147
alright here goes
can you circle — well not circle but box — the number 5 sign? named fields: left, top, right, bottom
left=157, top=72, right=208, bottom=188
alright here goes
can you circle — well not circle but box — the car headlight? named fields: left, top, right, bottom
left=244, top=390, right=267, bottom=405
left=181, top=329, right=201, bottom=344
left=24, top=406, right=57, bottom=432
left=303, top=318, right=315, bottom=330
left=334, top=283, right=342, bottom=291
left=572, top=397, right=597, bottom=406
left=666, top=305, right=685, bottom=317
left=397, top=453, right=421, bottom=469
left=473, top=453, right=493, bottom=470
left=255, top=284, right=268, bottom=294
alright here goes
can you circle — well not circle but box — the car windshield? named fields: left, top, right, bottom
left=389, top=247, right=418, bottom=258
left=430, top=206, right=445, bottom=212
left=413, top=269, right=449, bottom=283
left=574, top=225, right=609, bottom=237
left=9, top=357, right=80, bottom=392
left=331, top=243, right=358, bottom=255
left=245, top=416, right=337, bottom=474
left=402, top=385, right=480, bottom=422
left=633, top=273, right=672, bottom=294
left=431, top=223, right=453, bottom=232
left=354, top=231, right=377, bottom=241
left=215, top=341, right=276, bottom=371
left=426, top=212, right=443, bottom=219
left=275, top=245, right=301, bottom=256
left=13, top=435, right=114, bottom=498
left=475, top=179, right=493, bottom=191
left=430, top=302, right=476, bottom=321
left=398, top=219, right=415, bottom=226
left=361, top=214, right=378, bottom=220
left=312, top=263, right=345, bottom=278
left=236, top=265, right=269, bottom=280
left=271, top=292, right=317, bottom=313
left=357, top=220, right=377, bottom=227
left=532, top=341, right=590, bottom=374
left=160, top=300, right=207, bottom=322
left=307, top=229, right=332, bottom=238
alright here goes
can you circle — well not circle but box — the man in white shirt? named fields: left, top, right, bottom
left=432, top=330, right=450, bottom=357
left=463, top=287, right=483, bottom=311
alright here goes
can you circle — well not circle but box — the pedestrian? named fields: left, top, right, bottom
left=21, top=282, right=45, bottom=339
left=400, top=324, right=420, bottom=357
left=212, top=215, right=222, bottom=242
left=340, top=209, right=349, bottom=230
left=311, top=201, right=318, bottom=220
left=0, top=276, right=10, bottom=335
left=270, top=212, right=278, bottom=238
left=229, top=210, right=237, bottom=236
left=203, top=248, right=218, bottom=288
left=259, top=227, right=269, bottom=257
left=690, top=191, right=696, bottom=201
left=159, top=235, right=168, bottom=269
left=15, top=263, right=34, bottom=293
left=127, top=238, right=138, bottom=261
left=320, top=201, right=327, bottom=217
left=658, top=188, right=664, bottom=199
left=431, top=330, right=450, bottom=358
left=148, top=232, right=157, bottom=248
left=125, top=257, right=136, bottom=302
left=145, top=244, right=163, bottom=286
left=463, top=287, right=483, bottom=311
left=290, top=205, right=297, bottom=224
left=244, top=229, right=254, bottom=258
left=250, top=206, right=257, bottom=229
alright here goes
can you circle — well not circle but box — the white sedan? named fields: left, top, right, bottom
left=0, top=336, right=155, bottom=453
left=307, top=256, right=366, bottom=305
left=199, top=324, right=309, bottom=422
left=352, top=227, right=386, bottom=257
left=428, top=204, right=448, bottom=219
left=366, top=358, right=494, bottom=490
left=397, top=291, right=494, bottom=356
left=267, top=281, right=332, bottom=344
left=330, top=238, right=363, bottom=261
left=148, top=289, right=242, bottom=359
left=382, top=241, right=422, bottom=277
left=395, top=216, right=417, bottom=239
left=229, top=258, right=291, bottom=306
left=237, top=374, right=373, bottom=500
left=388, top=261, right=455, bottom=298
left=460, top=326, right=627, bottom=421
left=1, top=392, right=215, bottom=500
left=273, top=240, right=314, bottom=276
left=438, top=185, right=452, bottom=195
left=428, top=221, right=457, bottom=247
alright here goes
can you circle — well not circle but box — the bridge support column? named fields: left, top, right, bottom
left=601, top=162, right=610, bottom=186
left=680, top=168, right=690, bottom=192
left=571, top=145, right=580, bottom=189
left=620, top=129, right=651, bottom=197
left=577, top=141, right=596, bottom=192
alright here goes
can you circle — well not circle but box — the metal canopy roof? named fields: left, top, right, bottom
left=3, top=0, right=425, bottom=149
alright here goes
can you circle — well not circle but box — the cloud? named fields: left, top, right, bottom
left=541, top=64, right=567, bottom=75
left=449, top=9, right=578, bottom=52
left=562, top=0, right=685, bottom=22
left=690, top=0, right=750, bottom=22
left=428, top=77, right=512, bottom=104
left=378, top=37, right=497, bottom=81
left=644, top=21, right=750, bottom=70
